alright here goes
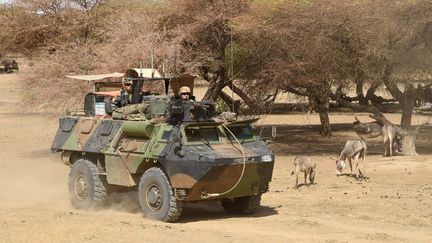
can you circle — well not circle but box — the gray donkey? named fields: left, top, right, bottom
left=353, top=117, right=382, bottom=140
left=353, top=116, right=402, bottom=156
left=336, top=139, right=367, bottom=179
left=291, top=156, right=316, bottom=189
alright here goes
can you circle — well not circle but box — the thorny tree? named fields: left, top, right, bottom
left=156, top=0, right=253, bottom=109
left=236, top=0, right=432, bottom=153
left=234, top=1, right=366, bottom=136
left=334, top=0, right=432, bottom=155
left=0, top=0, right=107, bottom=55
left=2, top=0, right=432, bottom=154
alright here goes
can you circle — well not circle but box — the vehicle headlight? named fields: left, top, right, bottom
left=261, top=154, right=272, bottom=162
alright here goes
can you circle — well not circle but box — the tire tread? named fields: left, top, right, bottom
left=68, top=159, right=108, bottom=209
left=138, top=167, right=183, bottom=222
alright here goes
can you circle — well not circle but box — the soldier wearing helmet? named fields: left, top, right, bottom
left=166, top=86, right=195, bottom=124
left=179, top=86, right=191, bottom=101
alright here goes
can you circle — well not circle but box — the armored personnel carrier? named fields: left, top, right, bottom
left=51, top=68, right=275, bottom=222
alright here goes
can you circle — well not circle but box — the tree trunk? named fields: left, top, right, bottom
left=400, top=98, right=414, bottom=129
left=225, top=80, right=257, bottom=109
left=365, top=83, right=380, bottom=103
left=310, top=95, right=331, bottom=136
left=400, top=128, right=418, bottom=156
left=219, top=91, right=241, bottom=113
left=399, top=99, right=418, bottom=155
left=355, top=79, right=367, bottom=105
left=202, top=64, right=225, bottom=101
left=318, top=110, right=331, bottom=137
left=203, top=79, right=225, bottom=101
left=379, top=67, right=418, bottom=155
left=396, top=87, right=418, bottom=155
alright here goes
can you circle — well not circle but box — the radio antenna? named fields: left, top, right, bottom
left=151, top=50, right=154, bottom=78
left=230, top=29, right=234, bottom=112
left=139, top=59, right=143, bottom=77
left=173, top=47, right=178, bottom=77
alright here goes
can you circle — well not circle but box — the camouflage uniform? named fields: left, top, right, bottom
left=112, top=103, right=149, bottom=120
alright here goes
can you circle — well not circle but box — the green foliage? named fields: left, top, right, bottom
left=215, top=97, right=230, bottom=113
left=225, top=42, right=251, bottom=78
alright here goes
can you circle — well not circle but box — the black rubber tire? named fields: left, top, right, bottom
left=138, top=167, right=183, bottom=222
left=68, top=159, right=108, bottom=209
left=221, top=194, right=262, bottom=215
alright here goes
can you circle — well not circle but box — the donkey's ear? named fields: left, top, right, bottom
left=354, top=116, right=360, bottom=124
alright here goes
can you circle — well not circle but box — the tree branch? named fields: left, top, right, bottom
left=382, top=65, right=403, bottom=102
left=330, top=90, right=391, bottom=125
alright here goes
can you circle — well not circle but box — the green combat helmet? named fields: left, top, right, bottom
left=51, top=68, right=275, bottom=222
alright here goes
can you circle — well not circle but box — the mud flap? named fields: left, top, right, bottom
left=105, top=155, right=137, bottom=186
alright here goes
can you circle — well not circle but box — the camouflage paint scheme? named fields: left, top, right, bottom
left=51, top=114, right=274, bottom=201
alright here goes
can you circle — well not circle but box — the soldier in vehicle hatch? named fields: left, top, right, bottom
left=95, top=81, right=132, bottom=108
left=165, top=86, right=195, bottom=125
left=179, top=86, right=192, bottom=101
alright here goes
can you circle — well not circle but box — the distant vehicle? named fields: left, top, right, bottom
left=415, top=102, right=432, bottom=114
left=51, top=68, right=275, bottom=222
left=0, top=59, right=19, bottom=73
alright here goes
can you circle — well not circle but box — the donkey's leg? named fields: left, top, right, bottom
left=348, top=157, right=353, bottom=176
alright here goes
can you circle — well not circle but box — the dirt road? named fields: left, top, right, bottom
left=1, top=73, right=431, bottom=242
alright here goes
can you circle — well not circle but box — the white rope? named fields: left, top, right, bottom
left=201, top=124, right=246, bottom=199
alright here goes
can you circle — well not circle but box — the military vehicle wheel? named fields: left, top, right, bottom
left=68, top=159, right=108, bottom=209
left=221, top=194, right=262, bottom=215
left=138, top=167, right=183, bottom=222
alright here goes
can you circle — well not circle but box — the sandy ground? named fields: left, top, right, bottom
left=1, top=72, right=432, bottom=242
